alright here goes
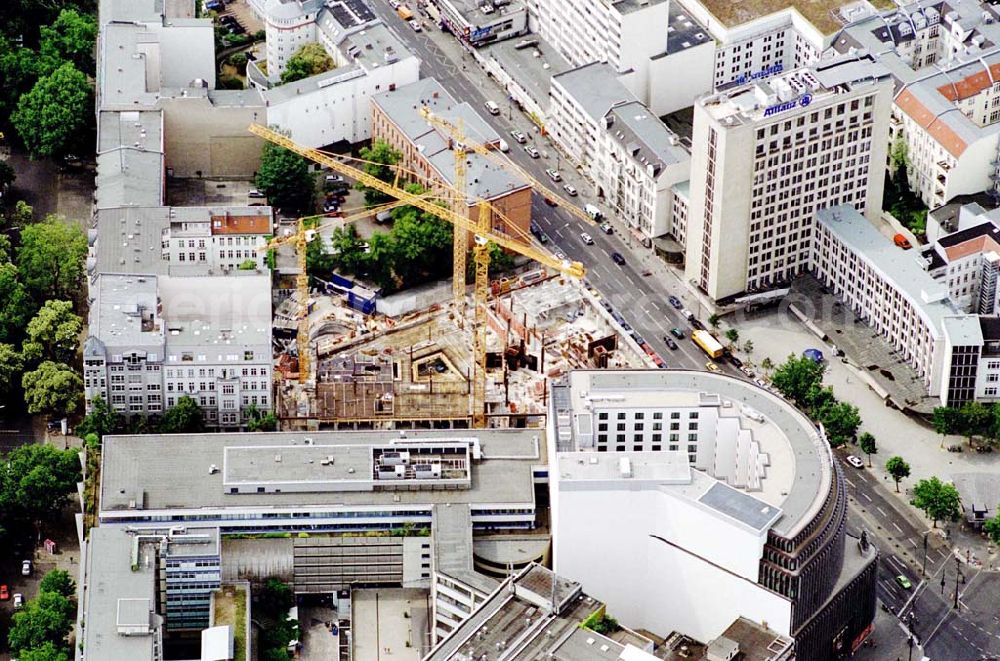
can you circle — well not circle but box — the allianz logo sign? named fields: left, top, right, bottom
left=763, top=93, right=813, bottom=117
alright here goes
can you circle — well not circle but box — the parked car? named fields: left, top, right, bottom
left=408, top=18, right=422, bottom=31
left=538, top=232, right=550, bottom=244
left=580, top=232, right=594, bottom=245
left=705, top=362, right=720, bottom=373
left=563, top=184, right=578, bottom=197
left=13, top=593, right=23, bottom=609
left=599, top=222, right=613, bottom=234
left=895, top=575, right=912, bottom=590
left=754, top=378, right=768, bottom=388
left=325, top=174, right=345, bottom=183
left=670, top=328, right=685, bottom=340
left=729, top=355, right=743, bottom=368
left=668, top=295, right=682, bottom=309
left=0, top=585, right=8, bottom=600
left=545, top=168, right=562, bottom=182
left=510, top=130, right=527, bottom=144
left=610, top=251, right=625, bottom=265
left=484, top=100, right=501, bottom=116
left=524, top=145, right=540, bottom=158
left=21, top=560, right=32, bottom=576
left=544, top=197, right=557, bottom=207
left=247, top=189, right=265, bottom=198
left=389, top=0, right=400, bottom=7
left=846, top=455, right=865, bottom=469
left=664, top=338, right=678, bottom=350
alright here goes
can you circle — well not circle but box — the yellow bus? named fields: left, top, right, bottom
left=692, top=330, right=724, bottom=360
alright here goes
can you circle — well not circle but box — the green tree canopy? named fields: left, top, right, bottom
left=11, top=62, right=92, bottom=159
left=6, top=591, right=74, bottom=655
left=0, top=37, right=39, bottom=119
left=708, top=313, right=720, bottom=329
left=932, top=406, right=961, bottom=437
left=22, top=361, right=82, bottom=417
left=0, top=443, right=81, bottom=526
left=817, top=400, right=861, bottom=447
left=770, top=354, right=826, bottom=409
left=159, top=396, right=205, bottom=434
left=280, top=42, right=335, bottom=84
left=0, top=262, right=35, bottom=343
left=912, top=477, right=962, bottom=528
left=985, top=514, right=1000, bottom=546
left=76, top=396, right=119, bottom=441
left=885, top=456, right=911, bottom=493
left=363, top=232, right=397, bottom=291
left=246, top=403, right=278, bottom=432
left=356, top=140, right=401, bottom=207
left=255, top=141, right=315, bottom=214
left=22, top=300, right=82, bottom=364
left=38, top=9, right=97, bottom=75
left=17, top=216, right=87, bottom=301
left=858, top=432, right=877, bottom=466
left=0, top=342, right=24, bottom=399
left=725, top=328, right=739, bottom=346
left=17, top=641, right=72, bottom=661
left=39, top=569, right=75, bottom=599
left=958, top=401, right=992, bottom=440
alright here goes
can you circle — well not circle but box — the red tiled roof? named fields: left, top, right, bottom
left=210, top=214, right=270, bottom=235
left=895, top=88, right=968, bottom=158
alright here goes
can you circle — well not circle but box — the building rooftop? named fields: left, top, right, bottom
left=100, top=429, right=542, bottom=515
left=372, top=78, right=528, bottom=201
left=433, top=503, right=499, bottom=595
left=158, top=273, right=272, bottom=349
left=691, top=0, right=893, bottom=35
left=700, top=53, right=892, bottom=126
left=81, top=528, right=161, bottom=661
left=480, top=35, right=571, bottom=107
left=551, top=370, right=830, bottom=539
left=552, top=63, right=636, bottom=124
left=90, top=274, right=163, bottom=351
left=817, top=205, right=965, bottom=335
left=605, top=101, right=689, bottom=175
left=95, top=149, right=164, bottom=210
left=666, top=3, right=711, bottom=55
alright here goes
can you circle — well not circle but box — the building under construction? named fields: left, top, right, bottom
left=275, top=271, right=652, bottom=430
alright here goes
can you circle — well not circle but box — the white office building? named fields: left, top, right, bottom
left=246, top=0, right=420, bottom=147
left=548, top=369, right=878, bottom=659
left=686, top=53, right=893, bottom=302
left=436, top=0, right=529, bottom=47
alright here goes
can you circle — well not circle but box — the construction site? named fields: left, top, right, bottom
left=274, top=270, right=652, bottom=430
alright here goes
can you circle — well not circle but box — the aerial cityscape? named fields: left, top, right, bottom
left=3, top=0, right=1000, bottom=659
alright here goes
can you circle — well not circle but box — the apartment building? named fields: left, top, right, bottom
left=371, top=78, right=532, bottom=239
left=547, top=370, right=877, bottom=660
left=686, top=54, right=893, bottom=302
left=435, top=0, right=529, bottom=47
left=833, top=1, right=1000, bottom=208
left=246, top=0, right=420, bottom=147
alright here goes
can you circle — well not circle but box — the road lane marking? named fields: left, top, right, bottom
left=844, top=477, right=856, bottom=488
left=877, top=506, right=888, bottom=518
left=861, top=492, right=873, bottom=502
left=893, top=522, right=904, bottom=533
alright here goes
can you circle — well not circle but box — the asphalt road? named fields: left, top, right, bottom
left=368, top=3, right=734, bottom=373
left=838, top=451, right=1000, bottom=660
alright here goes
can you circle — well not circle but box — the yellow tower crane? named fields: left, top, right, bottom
left=261, top=197, right=437, bottom=384
left=249, top=123, right=585, bottom=426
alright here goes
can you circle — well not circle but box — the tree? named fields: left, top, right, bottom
left=255, top=141, right=315, bottom=214
left=356, top=140, right=401, bottom=207
left=17, top=216, right=87, bottom=301
left=6, top=591, right=74, bottom=655
left=959, top=401, right=991, bottom=444
left=770, top=354, right=826, bottom=409
left=75, top=396, right=119, bottom=442
left=0, top=262, right=35, bottom=343
left=933, top=406, right=961, bottom=447
left=11, top=62, right=92, bottom=159
left=10, top=199, right=34, bottom=226
left=985, top=515, right=1000, bottom=546
left=38, top=9, right=97, bottom=75
left=363, top=232, right=397, bottom=291
left=238, top=258, right=257, bottom=270
left=22, top=300, right=82, bottom=364
left=0, top=443, right=81, bottom=526
left=17, top=642, right=71, bottom=661
left=725, top=328, right=739, bottom=347
left=885, top=456, right=911, bottom=493
left=760, top=357, right=774, bottom=374
left=0, top=343, right=24, bottom=399
left=708, top=313, right=721, bottom=329
left=21, top=361, right=82, bottom=417
left=39, top=569, right=75, bottom=599
left=858, top=432, right=877, bottom=467
left=0, top=37, right=39, bottom=119
left=159, top=396, right=205, bottom=434
left=246, top=403, right=278, bottom=432
left=327, top=224, right=367, bottom=275
left=389, top=189, right=453, bottom=282
left=280, top=42, right=335, bottom=84
left=742, top=339, right=754, bottom=356
left=912, top=477, right=962, bottom=528
left=817, top=400, right=861, bottom=447
left=889, top=134, right=909, bottom=180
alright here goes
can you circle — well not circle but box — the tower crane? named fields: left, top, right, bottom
left=249, top=123, right=585, bottom=426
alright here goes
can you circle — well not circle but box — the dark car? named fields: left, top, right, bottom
left=729, top=355, right=743, bottom=368
left=544, top=198, right=558, bottom=207
left=611, top=252, right=626, bottom=265
left=690, top=318, right=705, bottom=331
left=664, top=337, right=678, bottom=350
left=668, top=295, right=682, bottom=309
left=670, top=328, right=685, bottom=340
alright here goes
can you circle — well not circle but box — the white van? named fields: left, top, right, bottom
left=498, top=138, right=510, bottom=153
left=484, top=100, right=501, bottom=115
left=375, top=210, right=393, bottom=223
left=584, top=203, right=603, bottom=221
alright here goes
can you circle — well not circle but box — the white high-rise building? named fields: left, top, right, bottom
left=686, top=53, right=893, bottom=302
